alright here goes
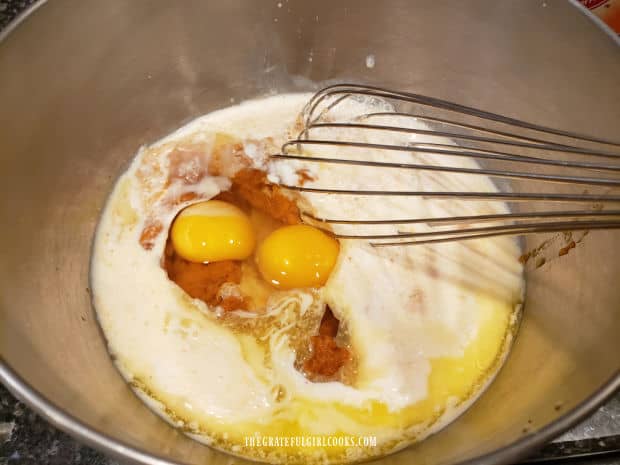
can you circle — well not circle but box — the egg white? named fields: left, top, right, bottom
left=91, top=93, right=524, bottom=464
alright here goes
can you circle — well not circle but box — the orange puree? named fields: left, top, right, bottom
left=158, top=149, right=301, bottom=311
left=303, top=307, right=351, bottom=380
left=139, top=140, right=350, bottom=382
left=231, top=168, right=301, bottom=225
left=163, top=238, right=248, bottom=310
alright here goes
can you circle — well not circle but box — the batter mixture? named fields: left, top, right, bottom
left=91, top=93, right=524, bottom=464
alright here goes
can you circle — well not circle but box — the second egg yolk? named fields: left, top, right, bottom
left=256, top=224, right=340, bottom=290
left=171, top=200, right=255, bottom=263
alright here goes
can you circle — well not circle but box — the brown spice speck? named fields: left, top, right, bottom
left=296, top=169, right=316, bottom=185
left=139, top=220, right=163, bottom=250
left=558, top=240, right=576, bottom=257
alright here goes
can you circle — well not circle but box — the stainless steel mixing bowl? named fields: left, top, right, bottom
left=0, top=1, right=618, bottom=464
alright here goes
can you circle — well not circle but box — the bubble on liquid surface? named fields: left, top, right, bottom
left=365, top=54, right=376, bottom=69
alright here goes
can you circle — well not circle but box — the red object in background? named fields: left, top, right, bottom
left=580, top=0, right=620, bottom=33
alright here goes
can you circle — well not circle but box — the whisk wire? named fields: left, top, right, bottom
left=273, top=84, right=620, bottom=245
left=303, top=84, right=620, bottom=147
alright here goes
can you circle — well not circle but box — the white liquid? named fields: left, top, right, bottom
left=91, top=93, right=524, bottom=464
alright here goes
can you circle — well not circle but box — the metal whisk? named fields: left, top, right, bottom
left=271, top=84, right=620, bottom=246
left=273, top=84, right=620, bottom=246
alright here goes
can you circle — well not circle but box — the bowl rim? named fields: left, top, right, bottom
left=1, top=359, right=618, bottom=465
left=0, top=1, right=618, bottom=464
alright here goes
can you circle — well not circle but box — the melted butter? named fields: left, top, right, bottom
left=125, top=291, right=516, bottom=464
left=238, top=209, right=284, bottom=311
left=111, top=177, right=138, bottom=229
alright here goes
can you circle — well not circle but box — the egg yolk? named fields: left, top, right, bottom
left=256, top=224, right=339, bottom=290
left=171, top=200, right=255, bottom=263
